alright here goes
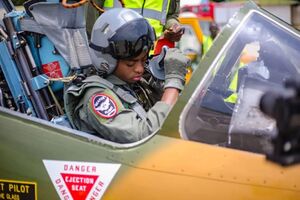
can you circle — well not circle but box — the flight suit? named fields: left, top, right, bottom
left=85, top=0, right=180, bottom=38
left=64, top=74, right=171, bottom=143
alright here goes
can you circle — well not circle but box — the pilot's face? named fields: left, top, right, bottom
left=114, top=51, right=148, bottom=83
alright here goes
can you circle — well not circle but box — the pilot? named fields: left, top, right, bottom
left=224, top=42, right=261, bottom=104
left=64, top=8, right=189, bottom=143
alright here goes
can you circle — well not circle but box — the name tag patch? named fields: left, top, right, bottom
left=92, top=94, right=118, bottom=119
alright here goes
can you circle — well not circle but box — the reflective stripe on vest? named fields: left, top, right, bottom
left=104, top=0, right=170, bottom=37
left=203, top=35, right=213, bottom=55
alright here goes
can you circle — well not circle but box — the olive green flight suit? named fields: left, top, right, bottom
left=64, top=75, right=171, bottom=143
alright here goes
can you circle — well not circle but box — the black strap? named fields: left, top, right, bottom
left=89, top=42, right=112, bottom=54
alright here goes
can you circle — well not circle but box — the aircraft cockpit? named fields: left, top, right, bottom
left=179, top=8, right=300, bottom=154
left=1, top=0, right=299, bottom=155
left=2, top=1, right=300, bottom=197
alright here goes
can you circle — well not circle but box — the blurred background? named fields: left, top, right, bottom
left=11, top=0, right=300, bottom=29
left=181, top=0, right=300, bottom=29
left=176, top=0, right=300, bottom=69
left=9, top=0, right=300, bottom=67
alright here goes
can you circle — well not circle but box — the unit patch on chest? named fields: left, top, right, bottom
left=91, top=94, right=118, bottom=119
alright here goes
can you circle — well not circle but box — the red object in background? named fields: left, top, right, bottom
left=180, top=3, right=215, bottom=20
left=153, top=37, right=175, bottom=55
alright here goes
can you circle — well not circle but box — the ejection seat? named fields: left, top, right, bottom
left=0, top=0, right=92, bottom=125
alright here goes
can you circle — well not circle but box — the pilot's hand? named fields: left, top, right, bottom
left=163, top=24, right=184, bottom=42
left=164, top=48, right=190, bottom=91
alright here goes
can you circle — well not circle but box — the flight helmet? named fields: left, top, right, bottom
left=89, top=8, right=156, bottom=75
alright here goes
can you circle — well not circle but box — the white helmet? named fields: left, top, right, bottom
left=89, top=8, right=156, bottom=75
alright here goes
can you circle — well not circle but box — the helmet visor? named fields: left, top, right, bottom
left=89, top=18, right=155, bottom=60
left=110, top=35, right=153, bottom=59
left=109, top=19, right=155, bottom=59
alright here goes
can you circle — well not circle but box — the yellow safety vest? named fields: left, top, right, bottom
left=103, top=0, right=170, bottom=38
left=202, top=35, right=213, bottom=56
left=224, top=62, right=245, bottom=104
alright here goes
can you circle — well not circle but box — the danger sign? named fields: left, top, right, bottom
left=43, top=160, right=121, bottom=200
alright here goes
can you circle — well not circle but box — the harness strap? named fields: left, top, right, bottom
left=20, top=18, right=44, bottom=34
left=128, top=8, right=166, bottom=24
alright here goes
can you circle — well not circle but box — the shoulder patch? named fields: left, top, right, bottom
left=91, top=93, right=118, bottom=119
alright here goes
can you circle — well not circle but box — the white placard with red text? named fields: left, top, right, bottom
left=43, top=160, right=121, bottom=200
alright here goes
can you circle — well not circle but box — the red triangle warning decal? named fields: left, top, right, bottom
left=61, top=173, right=99, bottom=200
left=43, top=160, right=121, bottom=200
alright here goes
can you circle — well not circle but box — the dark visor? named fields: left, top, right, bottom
left=90, top=18, right=155, bottom=59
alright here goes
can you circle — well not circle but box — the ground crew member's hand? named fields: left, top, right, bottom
left=164, top=24, right=184, bottom=42
left=164, top=48, right=190, bottom=91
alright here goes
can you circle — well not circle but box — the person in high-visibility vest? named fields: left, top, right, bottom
left=224, top=42, right=261, bottom=104
left=202, top=21, right=219, bottom=56
left=85, top=0, right=184, bottom=49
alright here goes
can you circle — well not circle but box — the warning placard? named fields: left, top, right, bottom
left=0, top=179, right=37, bottom=200
left=43, top=160, right=120, bottom=200
left=42, top=61, right=63, bottom=78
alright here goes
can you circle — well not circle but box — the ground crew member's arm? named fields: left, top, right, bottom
left=165, top=0, right=180, bottom=29
left=85, top=0, right=104, bottom=37
left=164, top=0, right=183, bottom=42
